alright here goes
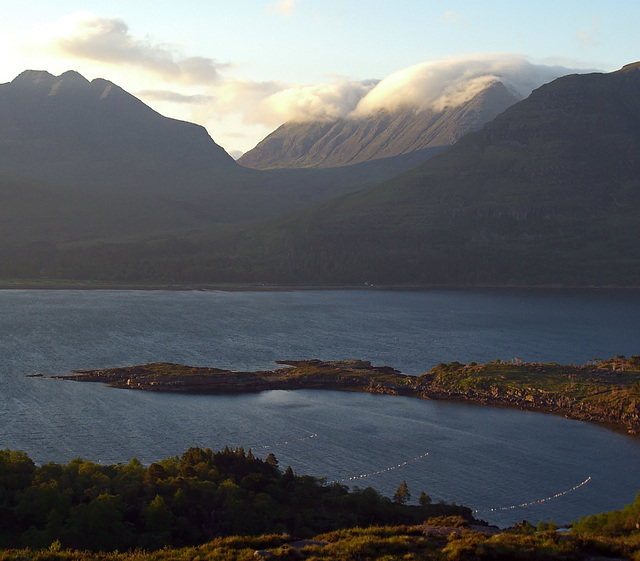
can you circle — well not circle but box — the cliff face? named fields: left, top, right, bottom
left=417, top=381, right=640, bottom=435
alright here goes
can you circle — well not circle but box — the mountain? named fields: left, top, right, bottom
left=227, top=62, right=639, bottom=286
left=0, top=70, right=237, bottom=189
left=130, top=62, right=640, bottom=287
left=238, top=81, right=520, bottom=169
left=0, top=70, right=429, bottom=248
left=5, top=64, right=640, bottom=286
left=0, top=70, right=244, bottom=245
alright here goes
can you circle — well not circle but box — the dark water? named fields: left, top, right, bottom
left=1, top=288, right=639, bottom=527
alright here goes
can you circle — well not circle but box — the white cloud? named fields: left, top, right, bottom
left=577, top=18, right=601, bottom=46
left=267, top=0, right=297, bottom=18
left=145, top=54, right=580, bottom=146
left=25, top=14, right=579, bottom=128
left=352, top=55, right=576, bottom=116
left=137, top=89, right=215, bottom=104
left=18, top=13, right=586, bottom=152
left=195, top=54, right=577, bottom=132
left=253, top=80, right=377, bottom=124
left=442, top=11, right=465, bottom=25
left=32, top=12, right=227, bottom=84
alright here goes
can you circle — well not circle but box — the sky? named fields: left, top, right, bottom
left=0, top=1, right=638, bottom=157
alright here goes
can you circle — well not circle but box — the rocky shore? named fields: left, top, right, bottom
left=55, top=356, right=640, bottom=436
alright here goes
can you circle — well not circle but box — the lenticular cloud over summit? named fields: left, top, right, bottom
left=250, top=55, right=577, bottom=124
left=352, top=55, right=574, bottom=115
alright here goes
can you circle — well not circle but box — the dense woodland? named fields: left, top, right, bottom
left=1, top=446, right=640, bottom=560
left=0, top=447, right=468, bottom=552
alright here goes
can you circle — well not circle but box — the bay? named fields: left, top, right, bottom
left=0, top=288, right=639, bottom=527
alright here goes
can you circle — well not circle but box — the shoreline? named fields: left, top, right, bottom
left=53, top=357, right=640, bottom=437
left=2, top=281, right=640, bottom=292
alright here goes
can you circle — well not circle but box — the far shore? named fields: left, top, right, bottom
left=1, top=281, right=639, bottom=292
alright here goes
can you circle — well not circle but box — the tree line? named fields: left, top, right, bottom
left=0, top=447, right=469, bottom=552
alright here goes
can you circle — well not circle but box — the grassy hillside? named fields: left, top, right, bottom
left=2, top=519, right=640, bottom=561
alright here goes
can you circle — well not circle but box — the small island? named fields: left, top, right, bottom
left=56, top=356, right=640, bottom=436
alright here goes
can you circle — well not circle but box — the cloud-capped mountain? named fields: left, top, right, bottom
left=238, top=80, right=520, bottom=169
left=220, top=63, right=640, bottom=287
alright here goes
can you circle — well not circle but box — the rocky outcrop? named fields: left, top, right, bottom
left=415, top=358, right=640, bottom=435
left=57, top=360, right=413, bottom=395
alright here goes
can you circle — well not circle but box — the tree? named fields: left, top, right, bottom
left=419, top=490, right=432, bottom=506
left=265, top=453, right=279, bottom=469
left=393, top=480, right=410, bottom=505
left=144, top=494, right=173, bottom=534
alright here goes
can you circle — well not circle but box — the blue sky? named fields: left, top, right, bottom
left=1, top=1, right=638, bottom=155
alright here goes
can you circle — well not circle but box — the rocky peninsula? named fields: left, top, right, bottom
left=56, top=356, right=640, bottom=436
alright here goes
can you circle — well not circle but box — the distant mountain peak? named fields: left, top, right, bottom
left=60, top=69, right=87, bottom=80
left=48, top=70, right=92, bottom=96
left=9, top=69, right=96, bottom=98
left=57, top=69, right=91, bottom=86
left=0, top=68, right=237, bottom=194
left=10, top=69, right=56, bottom=86
left=239, top=80, right=520, bottom=170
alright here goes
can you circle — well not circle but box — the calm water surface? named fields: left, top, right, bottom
left=0, top=288, right=639, bottom=527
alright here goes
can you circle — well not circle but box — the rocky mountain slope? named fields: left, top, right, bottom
left=216, top=63, right=640, bottom=286
left=238, top=81, right=519, bottom=169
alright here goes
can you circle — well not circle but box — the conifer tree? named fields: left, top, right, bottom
left=393, top=480, right=410, bottom=505
left=419, top=490, right=432, bottom=506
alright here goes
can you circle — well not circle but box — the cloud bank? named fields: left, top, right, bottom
left=352, top=55, right=574, bottom=116
left=27, top=12, right=585, bottom=149
left=267, top=0, right=297, bottom=18
left=38, top=12, right=227, bottom=84
left=229, top=55, right=575, bottom=124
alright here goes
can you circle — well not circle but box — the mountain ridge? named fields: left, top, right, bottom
left=196, top=62, right=640, bottom=287
left=0, top=69, right=432, bottom=248
left=0, top=69, right=237, bottom=188
left=2, top=64, right=639, bottom=286
left=238, top=81, right=520, bottom=169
